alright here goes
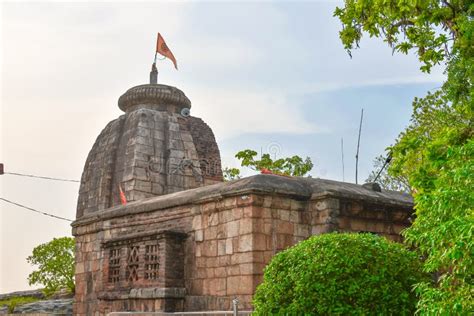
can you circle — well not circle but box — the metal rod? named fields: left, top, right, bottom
left=374, top=154, right=392, bottom=183
left=341, top=138, right=345, bottom=182
left=355, top=108, right=364, bottom=184
left=232, top=298, right=239, bottom=316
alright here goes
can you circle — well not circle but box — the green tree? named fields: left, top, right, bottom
left=222, top=167, right=241, bottom=181
left=389, top=92, right=473, bottom=313
left=335, top=1, right=473, bottom=313
left=334, top=0, right=473, bottom=104
left=366, top=154, right=411, bottom=193
left=27, top=237, right=75, bottom=296
left=234, top=149, right=313, bottom=177
left=253, top=233, right=426, bottom=315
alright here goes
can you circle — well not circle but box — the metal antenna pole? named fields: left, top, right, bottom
left=355, top=108, right=364, bottom=184
left=341, top=138, right=345, bottom=182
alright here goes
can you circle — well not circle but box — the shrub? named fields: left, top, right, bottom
left=253, top=233, right=426, bottom=315
left=27, top=237, right=75, bottom=296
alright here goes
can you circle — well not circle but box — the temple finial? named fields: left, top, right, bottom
left=150, top=63, right=158, bottom=84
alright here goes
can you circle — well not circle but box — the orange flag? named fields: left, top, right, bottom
left=119, top=184, right=127, bottom=206
left=156, top=33, right=178, bottom=70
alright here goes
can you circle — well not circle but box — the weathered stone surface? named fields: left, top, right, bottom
left=0, top=289, right=45, bottom=301
left=128, top=288, right=186, bottom=299
left=118, top=84, right=191, bottom=113
left=73, top=173, right=414, bottom=314
left=73, top=175, right=412, bottom=227
left=11, top=298, right=73, bottom=315
left=77, top=84, right=223, bottom=218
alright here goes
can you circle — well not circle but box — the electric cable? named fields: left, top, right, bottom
left=3, top=172, right=79, bottom=183
left=0, top=197, right=73, bottom=222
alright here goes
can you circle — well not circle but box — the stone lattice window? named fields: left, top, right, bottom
left=108, top=248, right=121, bottom=283
left=103, top=231, right=184, bottom=288
left=144, top=244, right=160, bottom=280
left=126, top=245, right=140, bottom=282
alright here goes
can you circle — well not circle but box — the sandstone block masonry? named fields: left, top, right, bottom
left=76, top=84, right=223, bottom=218
left=72, top=174, right=413, bottom=315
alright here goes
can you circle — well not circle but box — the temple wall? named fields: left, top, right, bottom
left=72, top=175, right=413, bottom=315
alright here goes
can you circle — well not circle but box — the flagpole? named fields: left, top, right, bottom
left=150, top=53, right=158, bottom=84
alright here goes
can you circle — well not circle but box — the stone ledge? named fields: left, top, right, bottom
left=73, top=175, right=413, bottom=227
left=0, top=289, right=45, bottom=301
left=102, top=230, right=187, bottom=248
left=98, top=288, right=186, bottom=300
left=118, top=84, right=191, bottom=112
left=6, top=298, right=73, bottom=315
left=304, top=177, right=412, bottom=206
left=129, top=288, right=186, bottom=299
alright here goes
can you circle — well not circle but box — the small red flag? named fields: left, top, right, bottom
left=156, top=33, right=178, bottom=70
left=119, top=184, right=127, bottom=205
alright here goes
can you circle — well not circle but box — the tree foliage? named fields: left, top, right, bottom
left=335, top=0, right=473, bottom=313
left=334, top=0, right=473, bottom=79
left=253, top=233, right=426, bottom=315
left=222, top=167, right=241, bottom=181
left=235, top=149, right=313, bottom=177
left=27, top=237, right=75, bottom=296
left=389, top=91, right=473, bottom=313
left=366, top=154, right=411, bottom=192
left=334, top=0, right=472, bottom=113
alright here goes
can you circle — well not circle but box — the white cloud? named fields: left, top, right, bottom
left=179, top=37, right=264, bottom=70
left=296, top=71, right=445, bottom=95
left=187, top=86, right=321, bottom=141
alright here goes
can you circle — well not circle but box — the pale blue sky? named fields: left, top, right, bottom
left=0, top=1, right=443, bottom=292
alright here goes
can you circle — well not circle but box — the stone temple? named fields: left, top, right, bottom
left=76, top=66, right=222, bottom=218
left=72, top=67, right=414, bottom=315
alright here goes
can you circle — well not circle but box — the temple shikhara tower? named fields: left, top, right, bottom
left=76, top=65, right=222, bottom=218
left=72, top=65, right=414, bottom=315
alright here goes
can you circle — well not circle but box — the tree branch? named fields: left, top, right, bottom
left=392, top=20, right=415, bottom=29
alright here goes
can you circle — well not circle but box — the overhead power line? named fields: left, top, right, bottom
left=3, top=172, right=80, bottom=183
left=0, top=197, right=73, bottom=222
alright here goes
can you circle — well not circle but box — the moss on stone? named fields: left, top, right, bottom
left=0, top=296, right=40, bottom=313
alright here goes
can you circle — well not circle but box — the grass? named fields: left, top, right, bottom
left=0, top=296, right=40, bottom=313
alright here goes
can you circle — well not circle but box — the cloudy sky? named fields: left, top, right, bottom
left=0, top=1, right=443, bottom=292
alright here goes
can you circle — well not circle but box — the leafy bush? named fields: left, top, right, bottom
left=27, top=237, right=75, bottom=296
left=253, top=233, right=426, bottom=315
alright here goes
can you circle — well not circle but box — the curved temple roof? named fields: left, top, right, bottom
left=76, top=83, right=223, bottom=219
